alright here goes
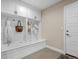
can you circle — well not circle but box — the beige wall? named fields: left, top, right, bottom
left=41, top=0, right=77, bottom=51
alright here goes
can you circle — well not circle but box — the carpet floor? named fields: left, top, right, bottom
left=22, top=48, right=77, bottom=59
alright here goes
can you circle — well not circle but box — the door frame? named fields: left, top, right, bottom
left=64, top=5, right=66, bottom=54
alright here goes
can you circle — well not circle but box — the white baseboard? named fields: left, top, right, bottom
left=46, top=45, right=65, bottom=54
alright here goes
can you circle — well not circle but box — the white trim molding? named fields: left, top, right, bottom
left=46, top=45, right=65, bottom=54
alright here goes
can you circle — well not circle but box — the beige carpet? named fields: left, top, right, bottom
left=22, top=48, right=61, bottom=59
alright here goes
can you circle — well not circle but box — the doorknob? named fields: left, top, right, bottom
left=66, top=30, right=69, bottom=32
left=65, top=33, right=71, bottom=37
left=66, top=33, right=70, bottom=36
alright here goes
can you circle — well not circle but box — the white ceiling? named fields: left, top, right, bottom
left=21, top=0, right=62, bottom=10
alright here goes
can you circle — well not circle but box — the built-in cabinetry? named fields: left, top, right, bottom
left=1, top=0, right=41, bottom=21
left=1, top=40, right=46, bottom=59
left=1, top=0, right=42, bottom=40
left=1, top=0, right=43, bottom=59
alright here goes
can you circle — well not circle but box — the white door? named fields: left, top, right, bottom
left=64, top=1, right=78, bottom=57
